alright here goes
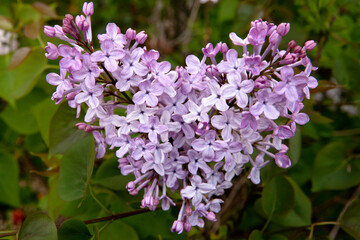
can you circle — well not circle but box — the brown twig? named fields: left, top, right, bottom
left=329, top=185, right=360, bottom=240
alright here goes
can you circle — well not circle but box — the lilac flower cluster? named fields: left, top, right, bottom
left=44, top=2, right=318, bottom=234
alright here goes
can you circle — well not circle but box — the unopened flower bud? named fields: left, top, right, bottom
left=269, top=32, right=281, bottom=45
left=171, top=220, right=184, bottom=234
left=275, top=152, right=291, bottom=168
left=76, top=123, right=88, bottom=130
left=277, top=23, right=290, bottom=36
left=126, top=28, right=136, bottom=40
left=184, top=222, right=192, bottom=232
left=299, top=49, right=306, bottom=58
left=304, top=40, right=317, bottom=50
left=288, top=40, right=296, bottom=48
left=279, top=53, right=297, bottom=64
left=217, top=42, right=228, bottom=53
left=65, top=91, right=77, bottom=101
left=267, top=23, right=277, bottom=36
left=75, top=15, right=89, bottom=31
left=44, top=26, right=56, bottom=37
left=293, top=45, right=302, bottom=53
left=82, top=2, right=94, bottom=16
left=126, top=181, right=136, bottom=191
left=135, top=31, right=147, bottom=44
left=202, top=43, right=219, bottom=58
left=117, top=158, right=128, bottom=168
left=206, top=212, right=216, bottom=221
left=45, top=42, right=59, bottom=60
left=185, top=207, right=193, bottom=216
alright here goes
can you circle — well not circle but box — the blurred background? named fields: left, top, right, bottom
left=0, top=0, right=360, bottom=239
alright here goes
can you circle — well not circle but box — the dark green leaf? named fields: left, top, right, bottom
left=0, top=151, right=20, bottom=207
left=288, top=128, right=301, bottom=166
left=58, top=219, right=92, bottom=240
left=312, top=141, right=360, bottom=191
left=58, top=135, right=95, bottom=201
left=49, top=102, right=87, bottom=156
left=18, top=212, right=57, bottom=240
left=32, top=98, right=59, bottom=146
left=255, top=177, right=311, bottom=227
left=0, top=87, right=47, bottom=135
left=248, top=230, right=264, bottom=240
left=99, top=221, right=139, bottom=240
left=93, top=157, right=133, bottom=191
left=262, top=175, right=295, bottom=217
left=340, top=199, right=360, bottom=239
left=271, top=177, right=312, bottom=227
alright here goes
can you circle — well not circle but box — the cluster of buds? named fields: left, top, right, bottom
left=44, top=2, right=317, bottom=234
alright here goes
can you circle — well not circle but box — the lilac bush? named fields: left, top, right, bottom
left=44, top=2, right=318, bottom=234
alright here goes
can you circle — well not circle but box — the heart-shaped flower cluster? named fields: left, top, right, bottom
left=44, top=2, right=318, bottom=233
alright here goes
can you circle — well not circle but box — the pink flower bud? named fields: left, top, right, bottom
left=83, top=2, right=94, bottom=16
left=304, top=40, right=317, bottom=50
left=267, top=23, right=277, bottom=36
left=277, top=23, right=290, bottom=36
left=76, top=123, right=87, bottom=130
left=185, top=207, right=193, bottom=216
left=65, top=92, right=77, bottom=101
left=217, top=42, right=228, bottom=53
left=293, top=45, right=302, bottom=53
left=275, top=152, right=291, bottom=168
left=206, top=212, right=216, bottom=221
left=126, top=28, right=136, bottom=40
left=206, top=65, right=220, bottom=78
left=184, top=222, right=192, bottom=232
left=299, top=49, right=306, bottom=58
left=117, top=158, right=128, bottom=168
left=288, top=40, right=296, bottom=48
left=135, top=31, right=147, bottom=44
left=75, top=15, right=89, bottom=31
left=269, top=32, right=281, bottom=45
left=279, top=53, right=297, bottom=64
left=126, top=181, right=136, bottom=191
left=44, top=26, right=56, bottom=37
left=45, top=42, right=59, bottom=60
left=171, top=220, right=184, bottom=234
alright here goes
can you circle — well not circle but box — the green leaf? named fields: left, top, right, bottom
left=99, top=221, right=139, bottom=240
left=58, top=219, right=92, bottom=240
left=255, top=177, right=311, bottom=227
left=49, top=101, right=87, bottom=156
left=18, top=212, right=57, bottom=240
left=312, top=141, right=360, bottom=191
left=340, top=199, right=360, bottom=239
left=248, top=230, right=264, bottom=240
left=58, top=135, right=95, bottom=201
left=0, top=87, right=47, bottom=135
left=0, top=47, right=47, bottom=105
left=32, top=98, right=59, bottom=146
left=47, top=176, right=65, bottom=220
left=262, top=175, right=295, bottom=217
left=0, top=151, right=20, bottom=207
left=93, top=157, right=133, bottom=191
left=288, top=128, right=301, bottom=166
left=272, top=177, right=312, bottom=227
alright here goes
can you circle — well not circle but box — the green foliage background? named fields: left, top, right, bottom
left=0, top=0, right=360, bottom=239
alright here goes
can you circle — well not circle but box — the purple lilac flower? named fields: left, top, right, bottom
left=45, top=4, right=318, bottom=233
